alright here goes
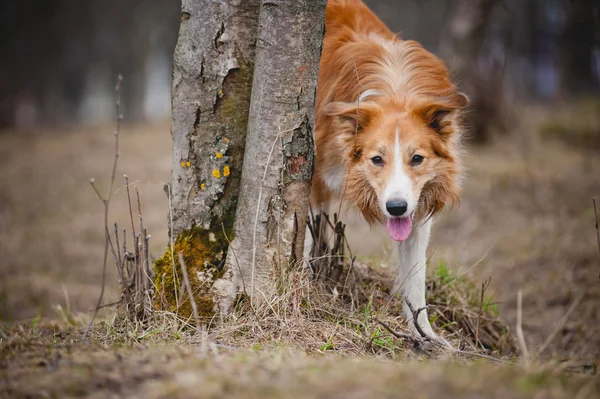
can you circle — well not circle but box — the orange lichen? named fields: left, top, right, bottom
left=223, top=165, right=230, bottom=177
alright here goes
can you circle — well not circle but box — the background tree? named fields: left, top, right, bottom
left=439, top=0, right=505, bottom=142
left=558, top=0, right=598, bottom=97
left=225, top=0, right=326, bottom=306
left=154, top=0, right=259, bottom=318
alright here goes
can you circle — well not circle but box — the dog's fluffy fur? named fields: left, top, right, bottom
left=310, top=0, right=468, bottom=340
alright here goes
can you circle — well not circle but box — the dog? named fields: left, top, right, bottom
left=310, top=0, right=468, bottom=342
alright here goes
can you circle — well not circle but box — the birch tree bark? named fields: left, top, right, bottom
left=225, top=0, right=326, bottom=303
left=154, top=0, right=259, bottom=318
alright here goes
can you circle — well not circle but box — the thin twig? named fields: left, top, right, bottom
left=537, top=294, right=583, bottom=356
left=89, top=178, right=103, bottom=202
left=350, top=55, right=362, bottom=138
left=250, top=126, right=296, bottom=306
left=376, top=319, right=419, bottom=346
left=251, top=133, right=280, bottom=306
left=114, top=222, right=123, bottom=281
left=378, top=316, right=510, bottom=364
left=593, top=198, right=600, bottom=267
left=87, top=300, right=122, bottom=312
left=333, top=57, right=362, bottom=222
left=516, top=290, right=530, bottom=361
left=404, top=298, right=436, bottom=342
left=476, top=277, right=492, bottom=350
left=166, top=184, right=180, bottom=311
left=221, top=222, right=249, bottom=298
left=439, top=243, right=495, bottom=292
left=125, top=175, right=136, bottom=240
left=135, top=186, right=151, bottom=305
left=178, top=253, right=201, bottom=332
left=83, top=74, right=123, bottom=341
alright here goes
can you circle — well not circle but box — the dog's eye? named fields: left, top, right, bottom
left=371, top=156, right=384, bottom=166
left=410, top=154, right=424, bottom=166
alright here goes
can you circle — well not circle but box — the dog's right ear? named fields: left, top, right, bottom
left=323, top=101, right=378, bottom=133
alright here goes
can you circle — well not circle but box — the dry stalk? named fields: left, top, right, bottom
left=250, top=126, right=299, bottom=307
left=593, top=197, right=600, bottom=268
left=166, top=184, right=181, bottom=311
left=439, top=243, right=494, bottom=293
left=475, top=277, right=492, bottom=349
left=536, top=294, right=583, bottom=357
left=251, top=132, right=280, bottom=307
left=178, top=253, right=201, bottom=332
left=83, top=75, right=123, bottom=341
left=307, top=211, right=355, bottom=294
left=516, top=290, right=530, bottom=362
left=135, top=186, right=153, bottom=310
left=330, top=56, right=361, bottom=220
left=109, top=176, right=154, bottom=323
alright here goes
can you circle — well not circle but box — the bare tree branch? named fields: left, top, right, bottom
left=83, top=74, right=123, bottom=341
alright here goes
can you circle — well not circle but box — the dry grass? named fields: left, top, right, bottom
left=1, top=317, right=597, bottom=399
left=72, top=255, right=511, bottom=360
left=1, top=99, right=599, bottom=397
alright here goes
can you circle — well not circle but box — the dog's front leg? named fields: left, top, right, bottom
left=394, top=218, right=440, bottom=341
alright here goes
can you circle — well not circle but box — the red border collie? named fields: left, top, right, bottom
left=310, top=0, right=468, bottom=342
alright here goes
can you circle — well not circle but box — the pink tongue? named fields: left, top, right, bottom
left=387, top=217, right=413, bottom=242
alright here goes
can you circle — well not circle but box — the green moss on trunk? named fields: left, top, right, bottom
left=154, top=215, right=235, bottom=320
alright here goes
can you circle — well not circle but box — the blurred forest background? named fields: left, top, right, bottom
left=0, top=0, right=598, bottom=131
left=1, top=0, right=599, bottom=362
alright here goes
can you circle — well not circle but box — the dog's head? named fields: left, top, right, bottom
left=325, top=85, right=468, bottom=241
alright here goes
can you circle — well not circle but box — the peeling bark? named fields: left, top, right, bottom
left=225, top=0, right=326, bottom=302
left=156, top=0, right=259, bottom=317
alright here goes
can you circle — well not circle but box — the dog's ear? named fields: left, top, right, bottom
left=412, top=92, right=468, bottom=136
left=323, top=101, right=378, bottom=133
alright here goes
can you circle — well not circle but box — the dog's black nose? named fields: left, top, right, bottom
left=386, top=200, right=408, bottom=216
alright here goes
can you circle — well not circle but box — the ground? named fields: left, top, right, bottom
left=1, top=328, right=595, bottom=398
left=0, top=101, right=599, bottom=397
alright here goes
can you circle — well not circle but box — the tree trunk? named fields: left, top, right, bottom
left=558, top=0, right=597, bottom=97
left=155, top=0, right=259, bottom=319
left=225, top=0, right=326, bottom=304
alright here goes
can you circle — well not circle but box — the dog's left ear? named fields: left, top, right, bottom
left=412, top=92, right=469, bottom=136
left=323, top=101, right=379, bottom=133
